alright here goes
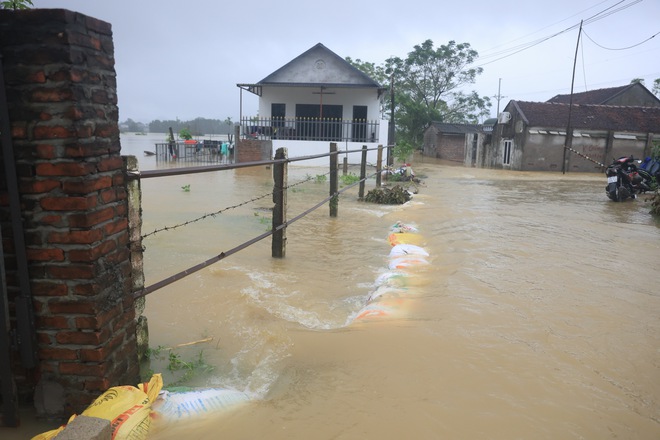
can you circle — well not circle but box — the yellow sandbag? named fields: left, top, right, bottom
left=31, top=374, right=163, bottom=440
left=30, top=415, right=75, bottom=440
left=388, top=232, right=424, bottom=246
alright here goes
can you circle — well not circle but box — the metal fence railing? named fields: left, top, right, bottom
left=240, top=117, right=380, bottom=143
left=153, top=140, right=234, bottom=165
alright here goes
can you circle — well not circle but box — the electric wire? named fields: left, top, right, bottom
left=473, top=0, right=644, bottom=67
left=582, top=29, right=659, bottom=50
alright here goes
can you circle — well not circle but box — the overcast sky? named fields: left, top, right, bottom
left=30, top=0, right=660, bottom=123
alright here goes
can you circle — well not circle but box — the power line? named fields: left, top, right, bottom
left=473, top=0, right=644, bottom=67
left=582, top=29, right=660, bottom=50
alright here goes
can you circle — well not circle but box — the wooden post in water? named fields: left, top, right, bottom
left=358, top=145, right=367, bottom=200
left=330, top=142, right=338, bottom=217
left=272, top=148, right=287, bottom=258
left=376, top=144, right=383, bottom=187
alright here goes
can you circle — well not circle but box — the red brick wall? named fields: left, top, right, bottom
left=437, top=133, right=466, bottom=162
left=237, top=138, right=272, bottom=162
left=0, top=9, right=139, bottom=417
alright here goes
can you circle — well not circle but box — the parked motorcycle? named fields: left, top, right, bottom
left=605, top=156, right=653, bottom=201
left=639, top=156, right=660, bottom=184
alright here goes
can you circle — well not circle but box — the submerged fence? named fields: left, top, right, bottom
left=128, top=143, right=388, bottom=299
left=153, top=140, right=234, bottom=165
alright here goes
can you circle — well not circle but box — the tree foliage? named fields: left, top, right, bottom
left=147, top=117, right=234, bottom=135
left=347, top=39, right=491, bottom=148
left=0, top=0, right=33, bottom=9
left=178, top=127, right=192, bottom=140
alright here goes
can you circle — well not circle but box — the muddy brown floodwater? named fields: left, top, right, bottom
left=134, top=153, right=659, bottom=439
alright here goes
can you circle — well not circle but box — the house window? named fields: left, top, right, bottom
left=270, top=103, right=286, bottom=122
left=503, top=139, right=512, bottom=165
left=352, top=105, right=367, bottom=142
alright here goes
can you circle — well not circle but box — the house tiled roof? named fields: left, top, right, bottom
left=546, top=83, right=660, bottom=106
left=257, top=43, right=382, bottom=89
left=547, top=85, right=631, bottom=105
left=509, top=101, right=660, bottom=133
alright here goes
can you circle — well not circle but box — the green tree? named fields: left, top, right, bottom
left=179, top=127, right=192, bottom=140
left=386, top=40, right=491, bottom=146
left=347, top=40, right=491, bottom=149
left=653, top=78, right=660, bottom=98
left=0, top=0, right=33, bottom=9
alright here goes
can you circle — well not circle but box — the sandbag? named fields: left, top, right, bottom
left=374, top=271, right=409, bottom=288
left=390, top=221, right=419, bottom=234
left=389, top=244, right=429, bottom=258
left=388, top=232, right=424, bottom=246
left=151, top=387, right=250, bottom=425
left=367, top=285, right=407, bottom=302
left=32, top=374, right=163, bottom=440
left=388, top=255, right=429, bottom=270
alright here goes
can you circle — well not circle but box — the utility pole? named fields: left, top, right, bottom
left=562, top=20, right=583, bottom=174
left=388, top=74, right=395, bottom=165
left=494, top=78, right=506, bottom=116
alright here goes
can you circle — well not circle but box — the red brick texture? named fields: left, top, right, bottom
left=0, top=9, right=139, bottom=417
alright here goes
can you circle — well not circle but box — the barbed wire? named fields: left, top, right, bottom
left=139, top=171, right=333, bottom=241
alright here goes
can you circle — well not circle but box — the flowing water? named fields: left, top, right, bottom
left=123, top=134, right=660, bottom=439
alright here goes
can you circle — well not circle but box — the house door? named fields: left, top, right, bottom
left=295, top=104, right=343, bottom=140
left=352, top=106, right=367, bottom=142
left=271, top=103, right=285, bottom=138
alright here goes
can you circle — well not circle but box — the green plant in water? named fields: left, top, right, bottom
left=340, top=173, right=360, bottom=186
left=253, top=211, right=270, bottom=225
left=181, top=184, right=191, bottom=192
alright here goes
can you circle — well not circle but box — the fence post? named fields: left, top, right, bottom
left=330, top=143, right=338, bottom=217
left=272, top=148, right=288, bottom=258
left=376, top=144, right=383, bottom=187
left=358, top=145, right=367, bottom=200
left=343, top=156, right=348, bottom=175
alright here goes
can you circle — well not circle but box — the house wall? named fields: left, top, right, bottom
left=422, top=127, right=473, bottom=162
left=438, top=133, right=467, bottom=162
left=271, top=119, right=389, bottom=167
left=489, top=105, right=659, bottom=172
left=259, top=87, right=382, bottom=121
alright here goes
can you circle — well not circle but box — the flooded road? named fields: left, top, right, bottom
left=132, top=139, right=659, bottom=439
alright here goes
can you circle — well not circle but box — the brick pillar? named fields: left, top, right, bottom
left=0, top=9, right=139, bottom=417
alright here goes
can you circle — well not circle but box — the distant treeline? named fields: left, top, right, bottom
left=120, top=117, right=234, bottom=135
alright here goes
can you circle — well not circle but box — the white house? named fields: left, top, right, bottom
left=237, top=43, right=389, bottom=166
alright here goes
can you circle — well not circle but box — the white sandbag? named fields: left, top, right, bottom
left=152, top=388, right=250, bottom=423
left=367, top=285, right=407, bottom=303
left=389, top=244, right=429, bottom=258
left=374, top=271, right=408, bottom=287
left=388, top=256, right=429, bottom=270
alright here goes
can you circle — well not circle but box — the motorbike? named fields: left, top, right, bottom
left=381, top=163, right=417, bottom=182
left=605, top=156, right=653, bottom=201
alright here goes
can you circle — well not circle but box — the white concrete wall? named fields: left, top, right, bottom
left=259, top=86, right=383, bottom=121
left=273, top=119, right=389, bottom=167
